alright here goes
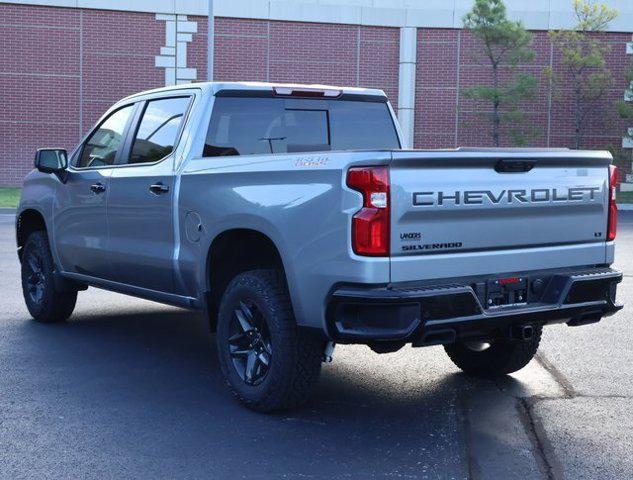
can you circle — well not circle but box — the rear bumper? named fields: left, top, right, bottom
left=326, top=267, right=623, bottom=345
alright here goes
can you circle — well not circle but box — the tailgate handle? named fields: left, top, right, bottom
left=495, top=159, right=536, bottom=173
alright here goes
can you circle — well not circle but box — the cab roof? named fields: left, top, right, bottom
left=121, top=81, right=387, bottom=102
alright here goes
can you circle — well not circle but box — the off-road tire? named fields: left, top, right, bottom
left=216, top=269, right=323, bottom=412
left=444, top=327, right=542, bottom=377
left=21, top=231, right=77, bottom=323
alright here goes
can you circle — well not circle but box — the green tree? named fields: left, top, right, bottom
left=549, top=0, right=618, bottom=149
left=463, top=0, right=537, bottom=147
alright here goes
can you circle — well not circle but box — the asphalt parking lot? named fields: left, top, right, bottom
left=0, top=212, right=631, bottom=480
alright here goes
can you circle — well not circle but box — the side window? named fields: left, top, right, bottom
left=127, top=97, right=190, bottom=164
left=78, top=105, right=134, bottom=168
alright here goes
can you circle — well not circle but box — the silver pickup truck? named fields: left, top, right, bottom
left=17, top=81, right=623, bottom=411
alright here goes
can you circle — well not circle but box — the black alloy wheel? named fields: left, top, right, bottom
left=24, top=249, right=46, bottom=305
left=228, top=300, right=273, bottom=386
left=216, top=269, right=324, bottom=412
left=21, top=230, right=77, bottom=323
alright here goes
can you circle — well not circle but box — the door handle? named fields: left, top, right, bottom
left=149, top=182, right=170, bottom=195
left=90, top=182, right=106, bottom=194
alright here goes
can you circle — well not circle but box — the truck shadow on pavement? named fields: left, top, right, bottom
left=8, top=306, right=536, bottom=478
left=7, top=304, right=552, bottom=478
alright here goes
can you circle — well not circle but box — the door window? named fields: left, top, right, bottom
left=127, top=97, right=190, bottom=164
left=78, top=105, right=134, bottom=168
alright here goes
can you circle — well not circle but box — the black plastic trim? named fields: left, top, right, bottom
left=326, top=267, right=623, bottom=344
left=214, top=89, right=388, bottom=103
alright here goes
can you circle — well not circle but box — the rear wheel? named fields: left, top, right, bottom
left=216, top=270, right=323, bottom=412
left=21, top=231, right=77, bottom=323
left=444, top=327, right=542, bottom=377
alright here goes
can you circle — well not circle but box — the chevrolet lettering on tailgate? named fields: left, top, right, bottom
left=413, top=187, right=601, bottom=206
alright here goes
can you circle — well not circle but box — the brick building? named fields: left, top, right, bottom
left=1, top=0, right=633, bottom=188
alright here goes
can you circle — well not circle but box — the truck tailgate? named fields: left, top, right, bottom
left=389, top=150, right=612, bottom=283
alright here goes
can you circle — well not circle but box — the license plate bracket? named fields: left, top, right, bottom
left=486, top=277, right=528, bottom=308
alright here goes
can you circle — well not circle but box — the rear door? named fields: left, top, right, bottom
left=389, top=151, right=611, bottom=282
left=106, top=95, right=192, bottom=293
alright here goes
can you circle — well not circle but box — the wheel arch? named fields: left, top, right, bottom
left=205, top=228, right=290, bottom=330
left=16, top=208, right=48, bottom=262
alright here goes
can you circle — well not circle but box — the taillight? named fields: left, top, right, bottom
left=608, top=164, right=618, bottom=241
left=347, top=166, right=390, bottom=256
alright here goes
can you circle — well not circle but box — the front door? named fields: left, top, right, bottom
left=106, top=96, right=191, bottom=293
left=54, top=104, right=136, bottom=279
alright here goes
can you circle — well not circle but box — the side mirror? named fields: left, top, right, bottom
left=34, top=148, right=68, bottom=174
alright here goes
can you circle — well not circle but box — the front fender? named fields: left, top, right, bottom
left=16, top=170, right=58, bottom=261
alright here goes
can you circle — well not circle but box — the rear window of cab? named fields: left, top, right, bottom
left=204, top=96, right=400, bottom=157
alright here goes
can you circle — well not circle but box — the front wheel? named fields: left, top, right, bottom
left=21, top=231, right=77, bottom=323
left=444, top=327, right=542, bottom=377
left=216, top=270, right=323, bottom=412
